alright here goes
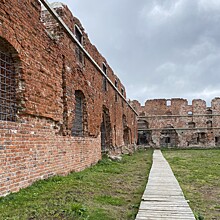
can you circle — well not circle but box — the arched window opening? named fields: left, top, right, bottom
left=72, top=90, right=86, bottom=136
left=160, top=125, right=178, bottom=147
left=197, top=132, right=207, bottom=144
left=0, top=38, right=18, bottom=122
left=207, top=120, right=212, bottom=129
left=188, top=121, right=195, bottom=129
left=207, top=109, right=212, bottom=118
left=166, top=110, right=172, bottom=116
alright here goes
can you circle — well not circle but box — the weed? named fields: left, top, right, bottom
left=65, top=203, right=89, bottom=218
left=195, top=212, right=205, bottom=220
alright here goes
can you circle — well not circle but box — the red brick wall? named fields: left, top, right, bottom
left=132, top=98, right=220, bottom=148
left=0, top=1, right=137, bottom=196
left=0, top=118, right=101, bottom=197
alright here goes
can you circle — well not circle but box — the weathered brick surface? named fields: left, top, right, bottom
left=131, top=98, right=220, bottom=148
left=0, top=1, right=137, bottom=196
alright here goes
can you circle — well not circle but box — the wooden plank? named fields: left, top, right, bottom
left=135, top=150, right=195, bottom=220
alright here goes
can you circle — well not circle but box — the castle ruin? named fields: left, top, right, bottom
left=131, top=98, right=220, bottom=148
left=0, top=0, right=219, bottom=197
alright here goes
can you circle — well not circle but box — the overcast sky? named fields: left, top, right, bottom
left=49, top=0, right=220, bottom=106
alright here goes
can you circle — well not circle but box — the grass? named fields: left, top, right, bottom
left=0, top=149, right=153, bottom=220
left=163, top=149, right=220, bottom=220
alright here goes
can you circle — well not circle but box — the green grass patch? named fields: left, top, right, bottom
left=95, top=195, right=125, bottom=206
left=0, top=149, right=153, bottom=220
left=163, top=149, right=220, bottom=220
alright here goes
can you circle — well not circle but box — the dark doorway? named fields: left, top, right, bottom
left=197, top=132, right=207, bottom=144
left=138, top=131, right=152, bottom=145
left=122, top=114, right=131, bottom=145
left=137, top=120, right=151, bottom=145
left=123, top=127, right=130, bottom=145
left=215, top=137, right=220, bottom=146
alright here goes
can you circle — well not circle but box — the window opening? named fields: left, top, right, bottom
left=74, top=25, right=83, bottom=64
left=201, top=132, right=206, bottom=139
left=75, top=25, right=82, bottom=44
left=102, top=63, right=107, bottom=91
left=188, top=111, right=193, bottom=115
left=102, top=63, right=107, bottom=74
left=197, top=132, right=207, bottom=144
left=207, top=109, right=212, bottom=118
left=121, top=88, right=124, bottom=96
left=215, top=137, right=220, bottom=146
left=165, top=137, right=171, bottom=144
left=166, top=110, right=172, bottom=116
left=207, top=120, right=212, bottom=128
left=188, top=121, right=195, bottom=128
left=160, top=125, right=178, bottom=147
left=166, top=100, right=171, bottom=106
left=121, top=88, right=124, bottom=107
left=0, top=51, right=17, bottom=121
left=115, top=79, right=118, bottom=88
left=72, top=91, right=85, bottom=136
left=114, top=79, right=118, bottom=102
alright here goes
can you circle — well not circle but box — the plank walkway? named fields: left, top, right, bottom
left=136, top=150, right=195, bottom=220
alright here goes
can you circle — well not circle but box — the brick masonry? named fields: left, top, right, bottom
left=0, top=1, right=137, bottom=197
left=131, top=98, right=220, bottom=148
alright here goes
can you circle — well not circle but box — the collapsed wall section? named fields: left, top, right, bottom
left=0, top=0, right=137, bottom=197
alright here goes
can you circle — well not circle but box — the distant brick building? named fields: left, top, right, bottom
left=131, top=98, right=220, bottom=148
left=0, top=1, right=137, bottom=197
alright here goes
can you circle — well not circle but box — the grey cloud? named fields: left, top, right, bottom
left=49, top=0, right=220, bottom=105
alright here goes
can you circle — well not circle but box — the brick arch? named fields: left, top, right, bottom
left=0, top=35, right=21, bottom=55
left=0, top=37, right=22, bottom=121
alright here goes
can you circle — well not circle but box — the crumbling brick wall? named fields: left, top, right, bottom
left=0, top=0, right=137, bottom=197
left=131, top=98, right=220, bottom=148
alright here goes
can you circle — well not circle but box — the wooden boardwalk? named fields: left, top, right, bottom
left=136, top=150, right=195, bottom=220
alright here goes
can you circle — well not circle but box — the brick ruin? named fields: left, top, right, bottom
left=0, top=1, right=137, bottom=196
left=1, top=0, right=219, bottom=198
left=131, top=98, right=220, bottom=148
